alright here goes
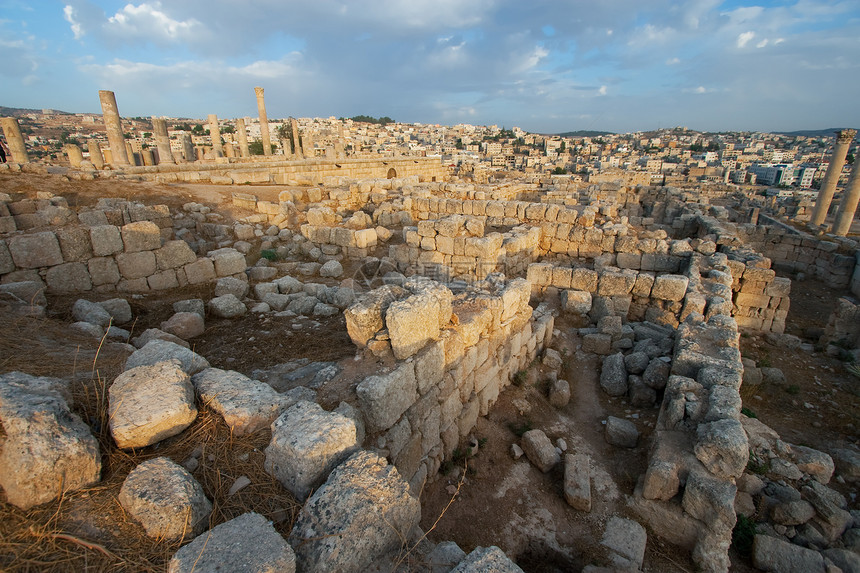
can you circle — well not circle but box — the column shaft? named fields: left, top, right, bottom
left=151, top=117, right=175, bottom=164
left=98, top=90, right=130, bottom=166
left=833, top=165, right=860, bottom=236
left=255, top=87, right=272, bottom=156
left=207, top=114, right=223, bottom=157
left=0, top=117, right=30, bottom=162
left=236, top=118, right=250, bottom=158
left=811, top=129, right=856, bottom=226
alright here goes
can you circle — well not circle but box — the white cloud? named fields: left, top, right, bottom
left=598, top=85, right=607, bottom=96
left=737, top=31, right=755, bottom=48
left=666, top=57, right=680, bottom=65
left=756, top=39, right=769, bottom=48
left=103, top=2, right=204, bottom=44
left=63, top=5, right=84, bottom=39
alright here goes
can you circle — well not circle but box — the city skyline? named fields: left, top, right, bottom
left=2, top=0, right=859, bottom=133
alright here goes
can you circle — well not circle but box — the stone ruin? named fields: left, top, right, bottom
left=0, top=164, right=859, bottom=573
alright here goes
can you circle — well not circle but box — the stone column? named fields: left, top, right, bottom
left=182, top=134, right=195, bottom=163
left=87, top=141, right=105, bottom=169
left=208, top=114, right=223, bottom=157
left=811, top=129, right=856, bottom=226
left=1, top=117, right=29, bottom=162
left=64, top=144, right=84, bottom=167
left=255, top=87, right=272, bottom=156
left=98, top=90, right=130, bottom=166
left=235, top=118, right=250, bottom=158
left=302, top=133, right=314, bottom=159
left=290, top=117, right=301, bottom=157
left=833, top=164, right=860, bottom=236
left=151, top=117, right=175, bottom=164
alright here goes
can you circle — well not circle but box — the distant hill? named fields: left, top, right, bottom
left=0, top=106, right=73, bottom=117
left=772, top=128, right=859, bottom=139
left=554, top=130, right=614, bottom=137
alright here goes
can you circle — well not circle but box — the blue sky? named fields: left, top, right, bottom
left=2, top=0, right=859, bottom=133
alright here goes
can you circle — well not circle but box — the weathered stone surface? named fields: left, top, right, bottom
left=771, top=500, right=816, bottom=526
left=752, top=534, right=825, bottom=573
left=169, top=512, right=296, bottom=573
left=121, top=221, right=161, bottom=252
left=564, top=453, right=591, bottom=511
left=210, top=248, right=246, bottom=276
left=289, top=450, right=420, bottom=573
left=601, top=516, right=647, bottom=570
left=600, top=353, right=628, bottom=396
left=214, top=276, right=249, bottom=299
left=450, top=546, right=524, bottom=573
left=183, top=258, right=216, bottom=284
left=605, top=416, right=638, bottom=448
left=209, top=294, right=247, bottom=318
left=561, top=289, right=592, bottom=314
left=131, top=328, right=190, bottom=349
left=0, top=372, right=101, bottom=509
left=521, top=429, right=560, bottom=472
left=125, top=339, right=209, bottom=374
left=682, top=468, right=737, bottom=533
left=154, top=240, right=196, bottom=270
left=651, top=275, right=690, bottom=301
left=116, top=250, right=157, bottom=279
left=8, top=231, right=63, bottom=268
left=628, top=375, right=657, bottom=407
left=46, top=262, right=92, bottom=293
left=99, top=298, right=133, bottom=324
left=832, top=448, right=860, bottom=481
left=792, top=445, right=835, bottom=484
left=319, top=259, right=343, bottom=277
left=548, top=379, right=571, bottom=407
left=427, top=541, right=467, bottom=573
left=542, top=347, right=563, bottom=371
left=109, top=360, right=198, bottom=449
left=119, top=457, right=211, bottom=541
left=356, top=362, right=417, bottom=432
left=161, top=312, right=205, bottom=339
left=89, top=225, right=124, bottom=256
left=387, top=293, right=441, bottom=359
left=264, top=400, right=358, bottom=499
left=192, top=368, right=291, bottom=436
left=345, top=285, right=405, bottom=347
left=694, top=418, right=749, bottom=479
left=821, top=548, right=860, bottom=573
left=73, top=298, right=112, bottom=327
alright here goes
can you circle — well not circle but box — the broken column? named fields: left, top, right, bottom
left=64, top=144, right=84, bottom=168
left=833, top=162, right=860, bottom=236
left=290, top=117, right=301, bottom=158
left=302, top=133, right=314, bottom=159
left=87, top=140, right=105, bottom=169
left=1, top=117, right=30, bottom=163
left=235, top=117, right=250, bottom=158
left=254, top=87, right=272, bottom=156
left=151, top=117, right=175, bottom=164
left=98, top=90, right=130, bottom=166
left=181, top=133, right=195, bottom=163
left=811, top=129, right=856, bottom=226
left=207, top=114, right=223, bottom=157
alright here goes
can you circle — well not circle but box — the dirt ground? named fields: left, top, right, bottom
left=0, top=173, right=858, bottom=572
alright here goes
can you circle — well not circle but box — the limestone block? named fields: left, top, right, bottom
left=214, top=276, right=249, bottom=299
left=561, top=289, right=592, bottom=315
left=289, top=450, right=420, bottom=573
left=121, top=221, right=162, bottom=252
left=0, top=372, right=101, bottom=509
left=549, top=379, right=571, bottom=407
left=601, top=517, right=647, bottom=571
left=694, top=418, right=749, bottom=479
left=210, top=248, right=246, bottom=277
left=345, top=285, right=405, bottom=347
left=582, top=333, right=612, bottom=355
left=169, top=513, right=296, bottom=573
left=604, top=415, right=639, bottom=449
left=155, top=240, right=196, bottom=270
left=356, top=362, right=418, bottom=432
left=354, top=228, right=377, bottom=249
left=564, top=453, right=591, bottom=511
left=148, top=269, right=179, bottom=291
left=751, top=534, right=825, bottom=573
left=682, top=468, right=737, bottom=533
left=88, top=256, right=121, bottom=286
left=109, top=360, right=198, bottom=449
left=56, top=226, right=93, bottom=262
left=161, top=312, right=204, bottom=339
left=119, top=457, right=211, bottom=541
left=73, top=298, right=112, bottom=327
left=771, top=500, right=815, bottom=526
left=570, top=268, right=599, bottom=292
left=125, top=339, right=210, bottom=374
left=386, top=293, right=440, bottom=359
left=600, top=353, right=628, bottom=396
left=116, top=250, right=157, bottom=279
left=8, top=231, right=63, bottom=268
left=88, top=225, right=124, bottom=257
left=46, top=262, right=92, bottom=293
left=598, top=271, right=636, bottom=296
left=265, top=401, right=358, bottom=499
left=0, top=239, right=14, bottom=274
left=99, top=298, right=132, bottom=324
left=651, top=274, right=689, bottom=301
left=450, top=546, right=524, bottom=572
left=209, top=294, right=247, bottom=318
left=792, top=445, right=834, bottom=484
left=521, top=429, right=560, bottom=472
left=414, top=339, right=445, bottom=394
left=320, top=259, right=343, bottom=277
left=183, top=258, right=216, bottom=284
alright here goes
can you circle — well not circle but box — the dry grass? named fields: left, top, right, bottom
left=0, top=314, right=302, bottom=572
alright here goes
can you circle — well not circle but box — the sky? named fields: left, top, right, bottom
left=1, top=1, right=859, bottom=134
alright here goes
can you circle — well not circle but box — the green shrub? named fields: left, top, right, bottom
left=732, top=514, right=757, bottom=558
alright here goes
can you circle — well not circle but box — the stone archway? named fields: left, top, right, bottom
left=387, top=168, right=397, bottom=179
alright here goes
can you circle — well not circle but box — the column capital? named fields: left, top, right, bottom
left=836, top=129, right=857, bottom=143
left=254, top=86, right=265, bottom=98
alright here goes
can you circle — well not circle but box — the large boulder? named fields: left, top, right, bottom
left=0, top=372, right=101, bottom=509
left=752, top=534, right=825, bottom=573
left=694, top=418, right=749, bottom=479
left=264, top=401, right=358, bottom=500
left=599, top=353, right=628, bottom=396
left=289, top=450, right=420, bottom=573
left=344, top=285, right=405, bottom=347
left=192, top=368, right=292, bottom=436
left=356, top=362, right=418, bottom=432
left=521, top=429, right=560, bottom=473
left=160, top=312, right=205, bottom=340
left=605, top=416, right=638, bottom=448
left=169, top=512, right=296, bottom=573
left=109, top=360, right=198, bottom=449
left=119, top=457, right=211, bottom=542
left=209, top=294, right=247, bottom=318
left=450, top=546, right=524, bottom=572
left=600, top=517, right=647, bottom=571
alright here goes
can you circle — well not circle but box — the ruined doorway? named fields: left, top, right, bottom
left=387, top=168, right=397, bottom=179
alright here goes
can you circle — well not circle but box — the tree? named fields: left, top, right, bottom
left=847, top=153, right=855, bottom=165
left=455, top=138, right=464, bottom=150
left=221, top=125, right=235, bottom=134
left=552, top=166, right=567, bottom=175
left=249, top=139, right=276, bottom=155
left=142, top=132, right=152, bottom=138
left=191, top=124, right=206, bottom=135
left=559, top=141, right=566, bottom=152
